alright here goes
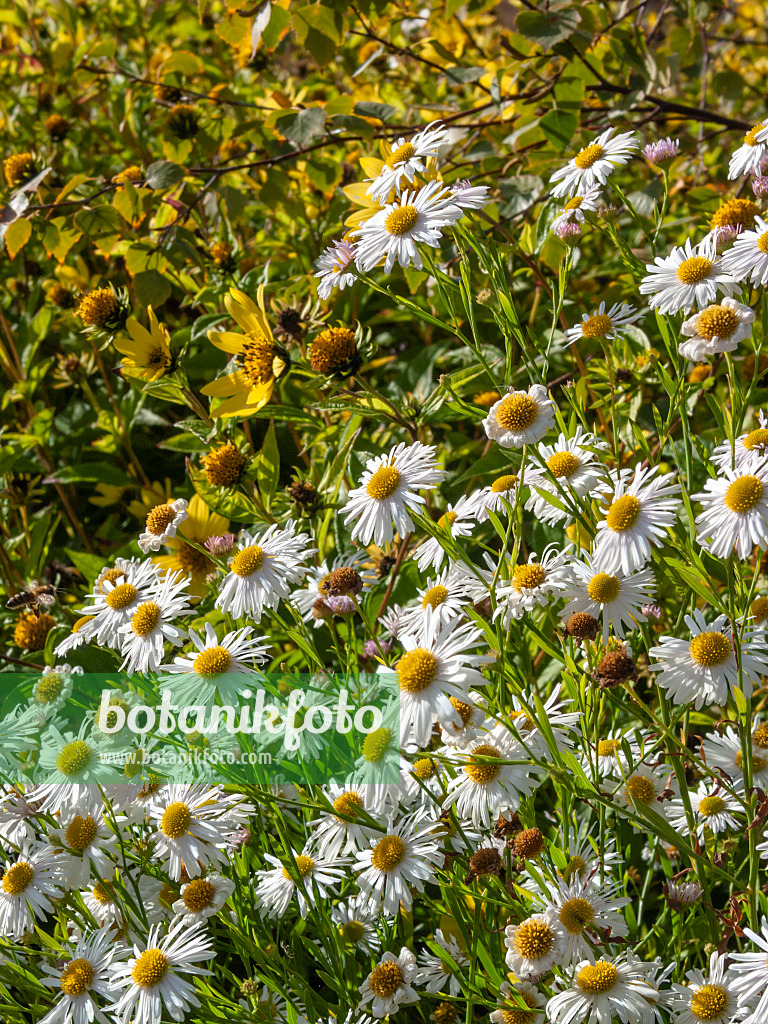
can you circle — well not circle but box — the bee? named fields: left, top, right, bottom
left=6, top=580, right=58, bottom=617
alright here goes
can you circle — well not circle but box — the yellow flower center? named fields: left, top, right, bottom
left=698, top=795, right=726, bottom=817
left=496, top=393, right=539, bottom=431
left=437, top=510, right=458, bottom=529
left=564, top=196, right=584, bottom=211
left=576, top=961, right=619, bottom=994
left=745, top=124, right=766, bottom=145
left=690, top=984, right=728, bottom=1021
left=387, top=141, right=416, bottom=167
left=161, top=801, right=191, bottom=838
left=499, top=997, right=537, bottom=1024
left=755, top=724, right=768, bottom=748
left=231, top=544, right=265, bottom=576
left=676, top=256, right=713, bottom=284
left=587, top=572, right=620, bottom=603
left=131, top=601, right=161, bottom=637
left=60, top=958, right=94, bottom=996
left=193, top=645, right=232, bottom=676
left=91, top=882, right=112, bottom=904
left=563, top=854, right=587, bottom=882
left=689, top=631, right=731, bottom=667
left=368, top=960, right=403, bottom=998
left=464, top=743, right=502, bottom=784
left=491, top=473, right=517, bottom=493
left=745, top=429, right=768, bottom=451
left=423, top=585, right=448, bottom=609
left=240, top=339, right=275, bottom=388
left=105, top=582, right=138, bottom=609
left=333, top=791, right=364, bottom=819
left=757, top=231, right=768, bottom=254
left=146, top=503, right=177, bottom=535
left=56, top=740, right=92, bottom=777
left=597, top=739, right=621, bottom=757
left=412, top=757, right=435, bottom=779
left=605, top=494, right=640, bottom=531
left=695, top=306, right=740, bottom=341
left=362, top=727, right=391, bottom=763
left=77, top=289, right=120, bottom=328
left=574, top=143, right=604, bottom=169
left=735, top=750, right=767, bottom=772
left=371, top=834, right=407, bottom=872
left=178, top=542, right=211, bottom=576
left=183, top=878, right=216, bottom=912
left=546, top=451, right=580, bottom=478
left=34, top=673, right=63, bottom=705
left=282, top=855, right=314, bottom=880
left=580, top=313, right=614, bottom=339
left=132, top=949, right=169, bottom=988
left=65, top=815, right=98, bottom=852
left=98, top=567, right=126, bottom=592
left=204, top=445, right=245, bottom=487
left=366, top=465, right=401, bottom=499
left=624, top=775, right=655, bottom=805
left=559, top=897, right=594, bottom=934
left=2, top=862, right=33, bottom=895
left=724, top=474, right=763, bottom=512
left=512, top=563, right=546, bottom=592
left=711, top=198, right=759, bottom=230
left=513, top=918, right=555, bottom=959
left=310, top=327, right=357, bottom=374
left=397, top=648, right=438, bottom=692
left=450, top=696, right=473, bottom=724
left=385, top=205, right=419, bottom=236
left=340, top=919, right=366, bottom=942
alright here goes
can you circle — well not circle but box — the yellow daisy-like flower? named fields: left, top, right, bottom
left=201, top=286, right=288, bottom=418
left=153, top=494, right=229, bottom=597
left=112, top=306, right=173, bottom=382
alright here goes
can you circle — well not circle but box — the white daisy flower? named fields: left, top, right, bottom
left=667, top=783, right=741, bottom=839
left=138, top=498, right=188, bottom=553
left=693, top=456, right=768, bottom=559
left=729, top=917, right=768, bottom=1024
left=592, top=465, right=681, bottom=575
left=308, top=783, right=379, bottom=859
left=107, top=918, right=213, bottom=1024
left=358, top=947, right=419, bottom=1018
left=492, top=545, right=570, bottom=626
left=393, top=607, right=493, bottom=747
left=401, top=751, right=447, bottom=808
left=549, top=128, right=639, bottom=198
left=315, top=238, right=357, bottom=300
left=587, top=730, right=641, bottom=779
left=0, top=786, right=41, bottom=846
left=507, top=685, right=581, bottom=759
left=147, top=784, right=236, bottom=881
left=483, top=384, right=555, bottom=448
left=639, top=236, right=735, bottom=315
left=450, top=180, right=491, bottom=210
left=81, top=878, right=122, bottom=928
left=465, top=471, right=520, bottom=522
left=354, top=812, right=444, bottom=916
left=171, top=872, right=235, bottom=924
left=679, top=298, right=755, bottom=361
left=378, top=602, right=406, bottom=639
left=332, top=898, right=382, bottom=954
left=563, top=301, right=643, bottom=347
left=365, top=122, right=451, bottom=202
left=0, top=845, right=61, bottom=939
left=54, top=616, right=94, bottom=659
left=614, top=762, right=675, bottom=815
left=416, top=927, right=468, bottom=995
left=551, top=185, right=602, bottom=232
left=728, top=120, right=768, bottom=179
left=712, top=411, right=768, bottom=471
left=702, top=726, right=768, bottom=792
left=491, top=982, right=547, bottom=1024
left=650, top=609, right=768, bottom=708
left=343, top=441, right=445, bottom=547
left=442, top=724, right=540, bottom=827
left=254, top=844, right=348, bottom=919
left=721, top=215, right=768, bottom=285
left=117, top=570, right=190, bottom=673
left=439, top=691, right=488, bottom=747
left=30, top=664, right=81, bottom=716
left=215, top=520, right=315, bottom=621
left=76, top=558, right=163, bottom=648
left=39, top=925, right=118, bottom=1024
left=669, top=950, right=745, bottom=1024
left=504, top=911, right=568, bottom=980
left=159, top=622, right=269, bottom=705
left=353, top=180, right=464, bottom=274
left=525, top=427, right=610, bottom=525
left=559, top=554, right=655, bottom=643
left=535, top=875, right=629, bottom=964
left=414, top=495, right=476, bottom=573
left=547, top=952, right=662, bottom=1024
left=34, top=727, right=122, bottom=812
left=47, top=798, right=119, bottom=890
left=397, top=568, right=471, bottom=637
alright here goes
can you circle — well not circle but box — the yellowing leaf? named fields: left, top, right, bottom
left=4, top=218, right=31, bottom=260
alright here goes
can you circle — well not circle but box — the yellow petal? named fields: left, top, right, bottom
left=208, top=330, right=247, bottom=355
left=200, top=371, right=248, bottom=397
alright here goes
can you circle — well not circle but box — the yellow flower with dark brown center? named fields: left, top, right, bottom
left=203, top=444, right=245, bottom=487
left=4, top=152, right=36, bottom=188
left=711, top=198, right=759, bottom=231
left=47, top=282, right=74, bottom=309
left=113, top=306, right=172, bottom=381
left=165, top=103, right=200, bottom=139
left=202, top=286, right=288, bottom=418
left=44, top=114, right=69, bottom=140
left=309, top=326, right=358, bottom=374
left=13, top=611, right=55, bottom=651
left=77, top=288, right=126, bottom=331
